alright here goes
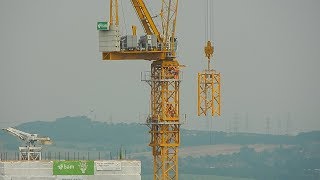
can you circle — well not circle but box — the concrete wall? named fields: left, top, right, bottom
left=0, top=160, right=141, bottom=180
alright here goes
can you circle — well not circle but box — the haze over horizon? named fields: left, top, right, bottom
left=1, top=0, right=319, bottom=134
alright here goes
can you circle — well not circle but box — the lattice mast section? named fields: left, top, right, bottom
left=197, top=62, right=221, bottom=116
left=145, top=60, right=180, bottom=180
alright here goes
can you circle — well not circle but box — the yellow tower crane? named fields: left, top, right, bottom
left=98, top=0, right=180, bottom=179
left=198, top=0, right=221, bottom=117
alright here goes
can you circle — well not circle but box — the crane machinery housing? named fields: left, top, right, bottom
left=98, top=0, right=180, bottom=179
left=2, top=127, right=52, bottom=161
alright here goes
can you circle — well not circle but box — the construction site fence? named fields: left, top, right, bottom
left=0, top=151, right=128, bottom=161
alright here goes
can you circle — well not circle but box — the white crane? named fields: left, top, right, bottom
left=2, top=127, right=53, bottom=161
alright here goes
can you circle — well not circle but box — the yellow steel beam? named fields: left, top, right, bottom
left=102, top=51, right=169, bottom=61
left=147, top=60, right=180, bottom=180
left=197, top=70, right=221, bottom=117
left=132, top=25, right=137, bottom=36
left=130, top=0, right=162, bottom=42
left=110, top=0, right=119, bottom=26
left=161, top=0, right=179, bottom=56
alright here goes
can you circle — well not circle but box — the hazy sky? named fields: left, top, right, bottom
left=0, top=0, right=319, bottom=134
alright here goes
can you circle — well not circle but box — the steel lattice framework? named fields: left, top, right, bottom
left=109, top=0, right=118, bottom=26
left=145, top=60, right=180, bottom=180
left=197, top=0, right=222, bottom=117
left=101, top=1, right=181, bottom=179
left=160, top=0, right=179, bottom=57
left=198, top=70, right=221, bottom=116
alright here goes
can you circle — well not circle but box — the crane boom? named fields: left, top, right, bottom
left=110, top=0, right=119, bottom=26
left=161, top=0, right=179, bottom=56
left=100, top=0, right=179, bottom=61
left=2, top=127, right=52, bottom=146
left=3, top=127, right=28, bottom=141
left=130, top=0, right=162, bottom=42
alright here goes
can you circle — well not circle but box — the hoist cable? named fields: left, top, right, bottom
left=120, top=0, right=128, bottom=35
left=211, top=0, right=215, bottom=41
left=205, top=0, right=208, bottom=42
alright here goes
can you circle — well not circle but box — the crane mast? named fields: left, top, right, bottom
left=147, top=59, right=180, bottom=180
left=98, top=0, right=180, bottom=179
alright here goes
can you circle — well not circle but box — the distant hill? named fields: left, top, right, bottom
left=0, top=116, right=319, bottom=152
left=0, top=116, right=149, bottom=152
left=1, top=116, right=319, bottom=179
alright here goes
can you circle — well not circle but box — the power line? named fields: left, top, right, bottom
left=245, top=112, right=249, bottom=132
left=266, top=116, right=271, bottom=135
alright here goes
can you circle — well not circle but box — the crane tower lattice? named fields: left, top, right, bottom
left=98, top=0, right=180, bottom=179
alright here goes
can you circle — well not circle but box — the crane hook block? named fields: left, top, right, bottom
left=204, top=41, right=214, bottom=60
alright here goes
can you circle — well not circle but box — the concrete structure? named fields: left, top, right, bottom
left=99, top=25, right=120, bottom=52
left=0, top=160, right=141, bottom=180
